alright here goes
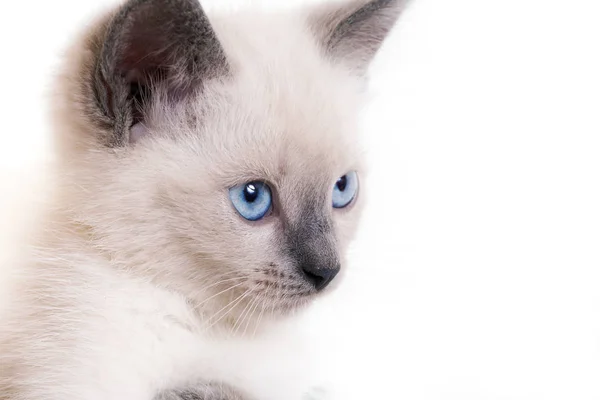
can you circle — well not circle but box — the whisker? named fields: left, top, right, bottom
left=232, top=292, right=256, bottom=335
left=186, top=270, right=243, bottom=298
left=243, top=295, right=261, bottom=337
left=253, top=287, right=268, bottom=338
left=188, top=269, right=241, bottom=286
left=203, top=290, right=250, bottom=331
left=269, top=283, right=277, bottom=320
left=198, top=276, right=245, bottom=292
left=194, top=281, right=245, bottom=310
left=204, top=286, right=256, bottom=331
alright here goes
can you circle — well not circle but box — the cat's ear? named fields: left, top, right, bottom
left=92, top=0, right=228, bottom=146
left=308, top=0, right=407, bottom=75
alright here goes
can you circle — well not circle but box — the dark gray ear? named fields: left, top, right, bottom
left=308, top=0, right=408, bottom=75
left=93, top=0, right=228, bottom=146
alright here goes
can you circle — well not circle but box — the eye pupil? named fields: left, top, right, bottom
left=332, top=171, right=358, bottom=209
left=336, top=176, right=348, bottom=192
left=244, top=184, right=258, bottom=202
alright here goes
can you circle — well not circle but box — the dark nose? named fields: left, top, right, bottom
left=301, top=264, right=340, bottom=291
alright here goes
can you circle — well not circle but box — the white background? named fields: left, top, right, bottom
left=1, top=0, right=599, bottom=399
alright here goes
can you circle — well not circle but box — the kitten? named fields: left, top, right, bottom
left=0, top=0, right=405, bottom=399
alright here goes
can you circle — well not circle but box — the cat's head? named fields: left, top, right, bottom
left=53, top=0, right=405, bottom=331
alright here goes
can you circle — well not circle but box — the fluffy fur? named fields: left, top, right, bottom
left=0, top=0, right=405, bottom=399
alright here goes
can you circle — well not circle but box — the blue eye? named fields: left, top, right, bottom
left=332, top=171, right=358, bottom=209
left=229, top=181, right=272, bottom=221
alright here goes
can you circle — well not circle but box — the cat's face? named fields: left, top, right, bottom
left=142, top=73, right=364, bottom=319
left=54, top=0, right=404, bottom=330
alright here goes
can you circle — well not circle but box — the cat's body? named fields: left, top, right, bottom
left=0, top=0, right=405, bottom=399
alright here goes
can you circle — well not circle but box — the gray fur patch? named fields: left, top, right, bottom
left=285, top=199, right=340, bottom=281
left=310, top=0, right=409, bottom=74
left=155, top=383, right=248, bottom=400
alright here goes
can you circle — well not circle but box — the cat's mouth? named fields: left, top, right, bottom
left=196, top=260, right=341, bottom=333
left=197, top=271, right=324, bottom=333
left=240, top=272, right=318, bottom=315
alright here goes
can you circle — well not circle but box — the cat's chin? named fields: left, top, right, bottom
left=196, top=287, right=320, bottom=336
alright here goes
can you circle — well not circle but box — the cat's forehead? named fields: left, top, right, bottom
left=188, top=66, right=364, bottom=188
left=210, top=9, right=365, bottom=165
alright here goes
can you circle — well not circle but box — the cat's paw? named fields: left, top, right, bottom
left=155, top=383, right=248, bottom=400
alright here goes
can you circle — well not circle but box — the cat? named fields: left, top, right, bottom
left=0, top=0, right=406, bottom=399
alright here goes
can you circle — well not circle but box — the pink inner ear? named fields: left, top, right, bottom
left=130, top=122, right=148, bottom=144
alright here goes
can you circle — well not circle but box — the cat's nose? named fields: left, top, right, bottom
left=301, top=263, right=340, bottom=291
